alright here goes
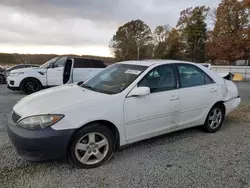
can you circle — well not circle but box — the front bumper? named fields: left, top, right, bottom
left=7, top=116, right=75, bottom=161
left=7, top=76, right=22, bottom=88
left=7, top=85, right=20, bottom=91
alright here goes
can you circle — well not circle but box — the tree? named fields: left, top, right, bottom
left=109, top=19, right=153, bottom=61
left=153, top=25, right=170, bottom=59
left=206, top=0, right=250, bottom=64
left=167, top=28, right=184, bottom=60
left=177, top=6, right=210, bottom=63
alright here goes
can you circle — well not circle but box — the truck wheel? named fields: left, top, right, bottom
left=20, top=78, right=42, bottom=94
left=0, top=75, right=5, bottom=84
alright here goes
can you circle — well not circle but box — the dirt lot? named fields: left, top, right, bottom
left=0, top=82, right=250, bottom=188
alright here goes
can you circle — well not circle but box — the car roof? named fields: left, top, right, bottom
left=118, top=60, right=197, bottom=67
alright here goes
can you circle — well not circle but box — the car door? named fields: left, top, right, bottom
left=177, top=63, right=219, bottom=127
left=124, top=64, right=180, bottom=142
left=72, top=58, right=92, bottom=83
left=47, top=57, right=67, bottom=86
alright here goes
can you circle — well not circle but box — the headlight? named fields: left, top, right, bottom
left=17, top=114, right=64, bottom=130
left=9, top=72, right=24, bottom=77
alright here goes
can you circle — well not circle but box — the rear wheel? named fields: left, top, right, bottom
left=69, top=124, right=115, bottom=169
left=203, top=104, right=225, bottom=133
left=20, top=78, right=42, bottom=94
left=0, top=75, right=5, bottom=84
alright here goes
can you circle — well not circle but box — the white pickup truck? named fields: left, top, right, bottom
left=7, top=56, right=106, bottom=94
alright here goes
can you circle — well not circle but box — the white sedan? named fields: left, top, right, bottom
left=7, top=60, right=241, bottom=168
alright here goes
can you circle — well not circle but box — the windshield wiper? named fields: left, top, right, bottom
left=80, top=84, right=115, bottom=95
left=81, top=84, right=94, bottom=90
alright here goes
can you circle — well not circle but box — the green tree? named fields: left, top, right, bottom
left=153, top=25, right=170, bottom=59
left=167, top=28, right=184, bottom=60
left=109, top=19, right=153, bottom=61
left=177, top=6, right=210, bottom=63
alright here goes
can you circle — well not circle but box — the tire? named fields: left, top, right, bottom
left=0, top=75, right=5, bottom=85
left=20, top=78, right=42, bottom=94
left=203, top=104, right=225, bottom=133
left=68, top=124, right=115, bottom=169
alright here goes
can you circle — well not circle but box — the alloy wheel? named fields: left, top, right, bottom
left=208, top=108, right=222, bottom=129
left=74, top=132, right=109, bottom=165
left=25, top=80, right=39, bottom=93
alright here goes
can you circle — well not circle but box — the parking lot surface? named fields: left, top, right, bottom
left=0, top=82, right=250, bottom=188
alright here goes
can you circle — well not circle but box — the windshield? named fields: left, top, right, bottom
left=40, top=57, right=60, bottom=69
left=6, top=65, right=15, bottom=71
left=79, top=64, right=147, bottom=94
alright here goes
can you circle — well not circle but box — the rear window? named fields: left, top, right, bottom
left=73, top=58, right=106, bottom=68
left=91, top=61, right=106, bottom=68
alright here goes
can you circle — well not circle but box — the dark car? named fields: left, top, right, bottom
left=0, top=66, right=6, bottom=84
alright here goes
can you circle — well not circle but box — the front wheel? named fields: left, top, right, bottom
left=20, top=78, right=42, bottom=94
left=68, top=124, right=115, bottom=169
left=203, top=104, right=225, bottom=133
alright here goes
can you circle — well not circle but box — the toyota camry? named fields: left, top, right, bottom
left=7, top=60, right=240, bottom=168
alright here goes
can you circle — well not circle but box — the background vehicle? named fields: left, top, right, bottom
left=201, top=63, right=234, bottom=80
left=201, top=63, right=212, bottom=69
left=7, top=56, right=106, bottom=94
left=8, top=60, right=240, bottom=168
left=0, top=66, right=6, bottom=84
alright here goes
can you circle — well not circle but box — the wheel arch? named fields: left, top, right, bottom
left=203, top=101, right=226, bottom=125
left=212, top=101, right=226, bottom=114
left=70, top=120, right=121, bottom=149
left=19, top=77, right=43, bottom=88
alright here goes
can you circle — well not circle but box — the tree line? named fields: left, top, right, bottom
left=110, top=0, right=250, bottom=65
left=0, top=53, right=115, bottom=66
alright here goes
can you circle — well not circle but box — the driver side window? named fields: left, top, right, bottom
left=53, top=57, right=67, bottom=68
left=138, top=65, right=176, bottom=93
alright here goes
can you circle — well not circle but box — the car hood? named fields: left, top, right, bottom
left=10, top=67, right=43, bottom=73
left=13, top=84, right=108, bottom=118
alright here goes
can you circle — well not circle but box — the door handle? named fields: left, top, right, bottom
left=170, top=96, right=179, bottom=101
left=210, top=88, right=217, bottom=93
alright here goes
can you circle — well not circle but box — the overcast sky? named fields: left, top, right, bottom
left=0, top=0, right=221, bottom=57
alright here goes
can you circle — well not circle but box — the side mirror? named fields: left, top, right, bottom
left=128, top=87, right=150, bottom=97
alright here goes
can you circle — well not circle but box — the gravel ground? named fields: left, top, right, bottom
left=0, top=82, right=250, bottom=188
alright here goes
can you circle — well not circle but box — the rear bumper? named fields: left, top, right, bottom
left=224, top=96, right=241, bottom=115
left=7, top=116, right=75, bottom=161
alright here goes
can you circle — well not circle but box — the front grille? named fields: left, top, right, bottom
left=12, top=111, right=21, bottom=123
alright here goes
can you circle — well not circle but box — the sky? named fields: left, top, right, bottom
left=0, top=0, right=221, bottom=57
